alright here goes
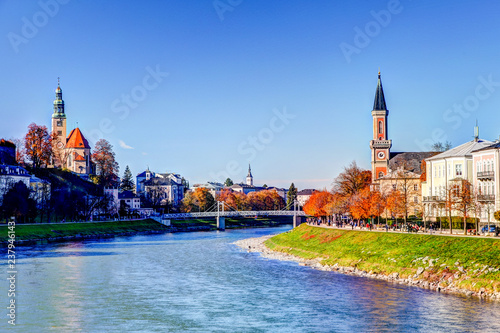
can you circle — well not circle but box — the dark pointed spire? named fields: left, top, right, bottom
left=247, top=164, right=252, bottom=178
left=373, top=71, right=387, bottom=111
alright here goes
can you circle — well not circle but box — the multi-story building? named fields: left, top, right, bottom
left=422, top=131, right=492, bottom=220
left=471, top=141, right=500, bottom=223
left=136, top=169, right=185, bottom=207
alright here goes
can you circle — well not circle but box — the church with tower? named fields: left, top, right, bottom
left=51, top=79, right=92, bottom=175
left=369, top=72, right=435, bottom=192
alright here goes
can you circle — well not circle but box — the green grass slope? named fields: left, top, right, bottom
left=0, top=219, right=168, bottom=243
left=266, top=224, right=500, bottom=294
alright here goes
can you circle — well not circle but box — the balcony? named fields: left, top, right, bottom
left=478, top=194, right=495, bottom=202
left=477, top=171, right=494, bottom=180
left=423, top=196, right=445, bottom=202
left=370, top=140, right=392, bottom=149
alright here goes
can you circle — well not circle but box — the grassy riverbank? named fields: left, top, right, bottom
left=0, top=219, right=170, bottom=243
left=265, top=224, right=500, bottom=295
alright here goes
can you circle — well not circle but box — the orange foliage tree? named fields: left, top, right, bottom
left=350, top=188, right=372, bottom=222
left=303, top=191, right=334, bottom=220
left=24, top=123, right=52, bottom=168
left=386, top=190, right=405, bottom=224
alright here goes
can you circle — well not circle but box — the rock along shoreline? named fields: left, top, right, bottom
left=234, top=234, right=500, bottom=302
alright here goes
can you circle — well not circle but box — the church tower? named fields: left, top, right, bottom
left=369, top=71, right=392, bottom=181
left=51, top=78, right=67, bottom=166
left=246, top=164, right=253, bottom=186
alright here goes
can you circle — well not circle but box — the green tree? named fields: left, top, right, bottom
left=120, top=165, right=135, bottom=192
left=224, top=178, right=233, bottom=187
left=287, top=183, right=297, bottom=210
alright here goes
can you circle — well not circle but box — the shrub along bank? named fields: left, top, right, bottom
left=265, top=224, right=500, bottom=298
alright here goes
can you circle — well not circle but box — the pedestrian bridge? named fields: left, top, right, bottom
left=155, top=209, right=306, bottom=230
left=162, top=210, right=306, bottom=219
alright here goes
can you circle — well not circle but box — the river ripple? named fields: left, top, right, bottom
left=2, top=225, right=500, bottom=332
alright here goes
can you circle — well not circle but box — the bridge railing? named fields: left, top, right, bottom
left=162, top=210, right=306, bottom=219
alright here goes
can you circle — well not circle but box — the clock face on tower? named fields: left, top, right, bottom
left=56, top=141, right=64, bottom=149
left=377, top=151, right=385, bottom=159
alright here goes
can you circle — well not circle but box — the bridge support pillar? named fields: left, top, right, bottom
left=217, top=216, right=225, bottom=231
left=293, top=215, right=303, bottom=228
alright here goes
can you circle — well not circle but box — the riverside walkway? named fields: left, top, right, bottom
left=308, top=223, right=500, bottom=239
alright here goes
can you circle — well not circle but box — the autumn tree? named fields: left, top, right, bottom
left=286, top=183, right=298, bottom=210
left=452, top=179, right=475, bottom=235
left=324, top=192, right=348, bottom=223
left=92, top=139, right=119, bottom=187
left=369, top=190, right=386, bottom=225
left=7, top=138, right=26, bottom=165
left=350, top=188, right=372, bottom=222
left=386, top=190, right=405, bottom=226
left=120, top=165, right=135, bottom=192
left=303, top=191, right=334, bottom=221
left=333, top=161, right=371, bottom=197
left=442, top=185, right=457, bottom=234
left=24, top=123, right=52, bottom=168
left=389, top=166, right=421, bottom=225
left=182, top=187, right=216, bottom=212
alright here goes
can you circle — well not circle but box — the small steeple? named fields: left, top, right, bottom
left=373, top=71, right=387, bottom=111
left=246, top=164, right=253, bottom=186
left=52, top=78, right=65, bottom=118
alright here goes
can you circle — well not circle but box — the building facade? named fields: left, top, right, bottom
left=422, top=133, right=492, bottom=220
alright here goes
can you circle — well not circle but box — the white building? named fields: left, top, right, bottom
left=297, top=189, right=315, bottom=207
left=422, top=133, right=492, bottom=220
left=471, top=141, right=500, bottom=224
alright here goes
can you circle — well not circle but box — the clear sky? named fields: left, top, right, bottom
left=1, top=0, right=500, bottom=190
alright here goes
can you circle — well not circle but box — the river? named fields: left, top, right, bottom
left=2, top=225, right=500, bottom=332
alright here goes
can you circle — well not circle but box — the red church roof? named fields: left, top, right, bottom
left=66, top=128, right=90, bottom=149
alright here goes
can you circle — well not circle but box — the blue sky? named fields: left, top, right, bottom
left=1, top=0, right=500, bottom=190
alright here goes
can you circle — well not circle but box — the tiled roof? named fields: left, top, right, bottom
left=66, top=128, right=90, bottom=149
left=298, top=189, right=315, bottom=196
left=389, top=152, right=438, bottom=174
left=471, top=141, right=500, bottom=153
left=426, top=139, right=493, bottom=161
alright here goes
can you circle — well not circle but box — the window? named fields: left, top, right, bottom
left=56, top=120, right=63, bottom=126
left=455, top=164, right=462, bottom=176
left=378, top=171, right=384, bottom=178
left=448, top=164, right=451, bottom=176
left=57, top=131, right=62, bottom=136
left=414, top=184, right=418, bottom=191
left=378, top=121, right=383, bottom=134
left=414, top=196, right=418, bottom=203
left=392, top=184, right=396, bottom=190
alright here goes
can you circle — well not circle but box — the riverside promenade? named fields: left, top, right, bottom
left=306, top=222, right=500, bottom=239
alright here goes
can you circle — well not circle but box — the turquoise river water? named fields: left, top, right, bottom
left=2, top=225, right=500, bottom=332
